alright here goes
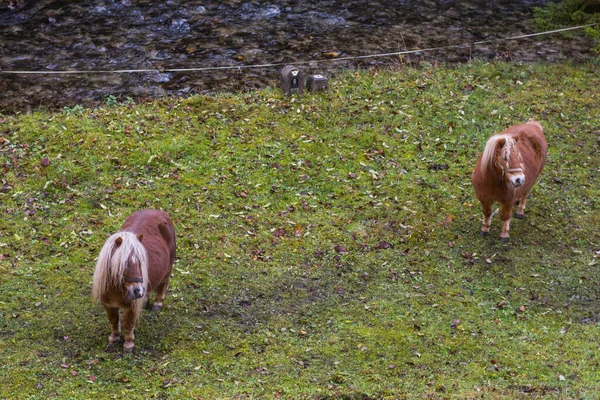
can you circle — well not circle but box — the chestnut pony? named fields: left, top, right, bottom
left=472, top=121, right=547, bottom=241
left=92, top=209, right=176, bottom=352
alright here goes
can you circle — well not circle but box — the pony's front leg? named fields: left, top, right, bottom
left=499, top=202, right=512, bottom=242
left=516, top=192, right=528, bottom=219
left=480, top=201, right=493, bottom=236
left=122, top=307, right=137, bottom=353
left=104, top=306, right=121, bottom=350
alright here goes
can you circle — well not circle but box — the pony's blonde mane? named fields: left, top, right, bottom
left=92, top=231, right=149, bottom=319
left=480, top=134, right=516, bottom=176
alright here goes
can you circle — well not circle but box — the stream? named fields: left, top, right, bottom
left=0, top=0, right=594, bottom=112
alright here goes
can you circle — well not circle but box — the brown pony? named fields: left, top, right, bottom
left=472, top=121, right=547, bottom=241
left=92, top=209, right=176, bottom=352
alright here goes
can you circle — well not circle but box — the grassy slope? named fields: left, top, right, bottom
left=0, top=61, right=599, bottom=399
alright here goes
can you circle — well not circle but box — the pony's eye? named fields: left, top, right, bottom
left=502, top=156, right=507, bottom=161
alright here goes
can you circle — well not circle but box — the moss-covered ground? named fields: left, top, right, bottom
left=1, top=61, right=599, bottom=399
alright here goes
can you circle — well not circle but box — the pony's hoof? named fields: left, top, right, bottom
left=480, top=231, right=489, bottom=237
left=107, top=334, right=121, bottom=351
left=500, top=237, right=509, bottom=242
left=515, top=213, right=524, bottom=219
left=123, top=342, right=135, bottom=353
left=151, top=304, right=163, bottom=312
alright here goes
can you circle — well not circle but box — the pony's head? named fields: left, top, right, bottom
left=481, top=134, right=525, bottom=188
left=92, top=231, right=149, bottom=303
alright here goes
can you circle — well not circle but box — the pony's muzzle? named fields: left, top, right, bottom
left=127, top=284, right=145, bottom=299
left=510, top=175, right=525, bottom=187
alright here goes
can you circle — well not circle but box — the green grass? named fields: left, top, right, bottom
left=1, top=61, right=599, bottom=399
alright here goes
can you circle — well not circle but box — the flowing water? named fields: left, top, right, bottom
left=0, top=0, right=594, bottom=112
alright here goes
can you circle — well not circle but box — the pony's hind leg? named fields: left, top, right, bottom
left=515, top=192, right=528, bottom=219
left=104, top=306, right=121, bottom=350
left=480, top=201, right=493, bottom=236
left=143, top=293, right=152, bottom=310
left=151, top=278, right=170, bottom=312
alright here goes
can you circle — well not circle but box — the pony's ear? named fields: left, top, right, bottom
left=496, top=138, right=506, bottom=148
left=115, top=236, right=123, bottom=247
left=137, top=234, right=144, bottom=243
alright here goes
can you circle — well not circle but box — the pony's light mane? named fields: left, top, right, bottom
left=92, top=231, right=149, bottom=318
left=480, top=134, right=516, bottom=176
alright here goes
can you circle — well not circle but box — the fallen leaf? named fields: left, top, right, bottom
left=293, top=225, right=304, bottom=237
left=334, top=245, right=347, bottom=254
left=560, top=326, right=568, bottom=335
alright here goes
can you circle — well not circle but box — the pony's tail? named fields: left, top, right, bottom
left=526, top=119, right=543, bottom=132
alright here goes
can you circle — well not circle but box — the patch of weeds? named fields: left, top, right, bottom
left=534, top=0, right=600, bottom=51
left=105, top=94, right=120, bottom=107
left=104, top=95, right=135, bottom=108
left=62, top=104, right=85, bottom=115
